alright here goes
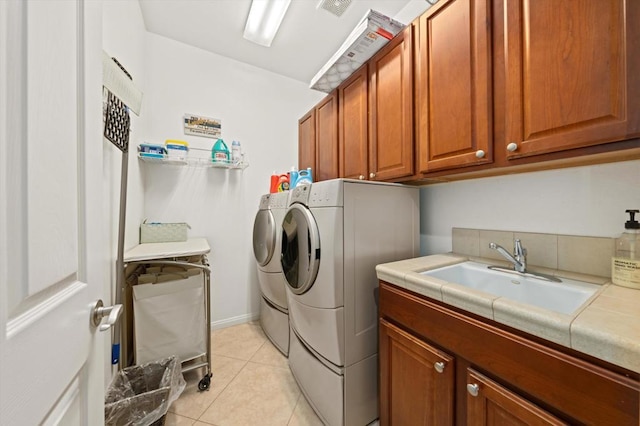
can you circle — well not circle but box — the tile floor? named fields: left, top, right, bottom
left=164, top=322, right=324, bottom=426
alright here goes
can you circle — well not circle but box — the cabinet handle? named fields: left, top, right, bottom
left=434, top=362, right=445, bottom=373
left=467, top=383, right=480, bottom=397
left=369, top=172, right=376, bottom=179
left=507, top=142, right=518, bottom=152
left=475, top=150, right=485, bottom=158
left=359, top=175, right=365, bottom=180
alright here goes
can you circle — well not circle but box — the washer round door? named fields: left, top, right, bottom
left=252, top=209, right=276, bottom=266
left=281, top=203, right=320, bottom=295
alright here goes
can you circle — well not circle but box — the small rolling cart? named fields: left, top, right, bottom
left=121, top=238, right=213, bottom=391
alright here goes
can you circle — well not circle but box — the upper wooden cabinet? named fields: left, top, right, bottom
left=416, top=0, right=493, bottom=173
left=500, top=0, right=640, bottom=159
left=368, top=25, right=415, bottom=181
left=315, top=93, right=339, bottom=181
left=339, top=65, right=369, bottom=180
left=298, top=92, right=339, bottom=181
left=298, top=110, right=316, bottom=172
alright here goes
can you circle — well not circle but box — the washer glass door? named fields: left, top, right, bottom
left=252, top=209, right=276, bottom=266
left=281, top=203, right=320, bottom=294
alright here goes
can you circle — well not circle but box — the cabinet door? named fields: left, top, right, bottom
left=369, top=26, right=414, bottom=181
left=466, top=369, right=567, bottom=426
left=298, top=109, right=316, bottom=172
left=416, top=0, right=492, bottom=172
left=315, top=92, right=339, bottom=181
left=379, top=319, right=454, bottom=426
left=502, top=0, right=640, bottom=159
left=339, top=65, right=368, bottom=180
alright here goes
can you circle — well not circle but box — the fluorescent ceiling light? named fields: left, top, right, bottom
left=243, top=0, right=292, bottom=47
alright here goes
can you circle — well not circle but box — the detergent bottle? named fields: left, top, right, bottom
left=296, top=167, right=313, bottom=185
left=289, top=166, right=299, bottom=189
left=212, top=139, right=230, bottom=163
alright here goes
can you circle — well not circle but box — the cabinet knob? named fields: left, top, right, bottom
left=369, top=172, right=376, bottom=179
left=475, top=150, right=485, bottom=158
left=434, top=362, right=445, bottom=373
left=359, top=175, right=365, bottom=180
left=507, top=142, right=518, bottom=152
left=467, top=383, right=480, bottom=397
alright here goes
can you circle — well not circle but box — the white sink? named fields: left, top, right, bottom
left=421, top=261, right=599, bottom=315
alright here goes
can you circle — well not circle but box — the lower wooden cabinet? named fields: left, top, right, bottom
left=380, top=318, right=454, bottom=425
left=379, top=281, right=640, bottom=426
left=466, top=369, right=566, bottom=426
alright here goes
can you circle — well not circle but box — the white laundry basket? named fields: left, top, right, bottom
left=133, top=273, right=206, bottom=365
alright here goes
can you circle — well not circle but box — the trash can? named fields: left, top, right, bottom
left=105, top=356, right=186, bottom=426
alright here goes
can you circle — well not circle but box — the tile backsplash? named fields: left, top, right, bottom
left=452, top=228, right=615, bottom=278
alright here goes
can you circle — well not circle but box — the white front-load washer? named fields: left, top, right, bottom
left=281, top=179, right=419, bottom=426
left=252, top=192, right=290, bottom=355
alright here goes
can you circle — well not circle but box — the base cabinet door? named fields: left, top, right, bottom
left=466, top=369, right=567, bottom=426
left=379, top=319, right=454, bottom=426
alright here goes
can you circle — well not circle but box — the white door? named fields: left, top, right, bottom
left=0, top=0, right=106, bottom=424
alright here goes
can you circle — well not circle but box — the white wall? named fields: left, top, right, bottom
left=420, top=159, right=640, bottom=255
left=103, top=0, right=147, bottom=281
left=141, top=32, right=323, bottom=326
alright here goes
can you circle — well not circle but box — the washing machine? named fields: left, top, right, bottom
left=281, top=179, right=419, bottom=426
left=252, top=191, right=290, bottom=355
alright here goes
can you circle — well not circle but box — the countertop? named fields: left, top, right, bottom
left=124, top=237, right=210, bottom=262
left=376, top=253, right=640, bottom=374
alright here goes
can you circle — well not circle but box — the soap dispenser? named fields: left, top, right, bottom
left=612, top=209, right=640, bottom=289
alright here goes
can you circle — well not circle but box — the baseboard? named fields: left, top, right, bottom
left=211, top=312, right=260, bottom=330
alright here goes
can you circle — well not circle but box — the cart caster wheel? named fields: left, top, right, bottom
left=198, top=374, right=212, bottom=391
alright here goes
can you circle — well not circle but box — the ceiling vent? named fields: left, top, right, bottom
left=318, top=0, right=353, bottom=17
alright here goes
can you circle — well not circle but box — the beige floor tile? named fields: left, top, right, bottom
left=287, top=394, right=323, bottom=426
left=211, top=322, right=267, bottom=360
left=170, top=355, right=246, bottom=419
left=199, top=362, right=300, bottom=426
left=250, top=340, right=289, bottom=369
left=164, top=412, right=196, bottom=426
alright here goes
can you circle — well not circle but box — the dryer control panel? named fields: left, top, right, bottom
left=289, top=184, right=311, bottom=206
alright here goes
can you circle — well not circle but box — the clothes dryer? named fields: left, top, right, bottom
left=252, top=192, right=290, bottom=355
left=281, top=179, right=419, bottom=426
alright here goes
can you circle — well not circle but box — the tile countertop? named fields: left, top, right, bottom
left=376, top=253, right=640, bottom=374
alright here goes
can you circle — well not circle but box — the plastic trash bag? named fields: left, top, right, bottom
left=105, top=356, right=186, bottom=426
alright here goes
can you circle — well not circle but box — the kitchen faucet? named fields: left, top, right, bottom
left=489, top=239, right=526, bottom=273
left=487, top=239, right=562, bottom=282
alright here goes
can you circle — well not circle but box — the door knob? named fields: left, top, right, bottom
left=91, top=299, right=123, bottom=332
left=434, top=361, right=445, bottom=373
left=506, top=142, right=518, bottom=152
left=467, top=383, right=480, bottom=397
left=369, top=172, right=376, bottom=179
left=475, top=150, right=485, bottom=158
left=359, top=175, right=364, bottom=180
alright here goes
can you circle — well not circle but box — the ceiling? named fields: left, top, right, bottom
left=138, top=0, right=432, bottom=88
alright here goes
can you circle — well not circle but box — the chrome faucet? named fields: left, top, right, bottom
left=489, top=239, right=526, bottom=273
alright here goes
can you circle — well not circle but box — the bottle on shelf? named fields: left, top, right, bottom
left=231, top=140, right=242, bottom=164
left=212, top=139, right=230, bottom=164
